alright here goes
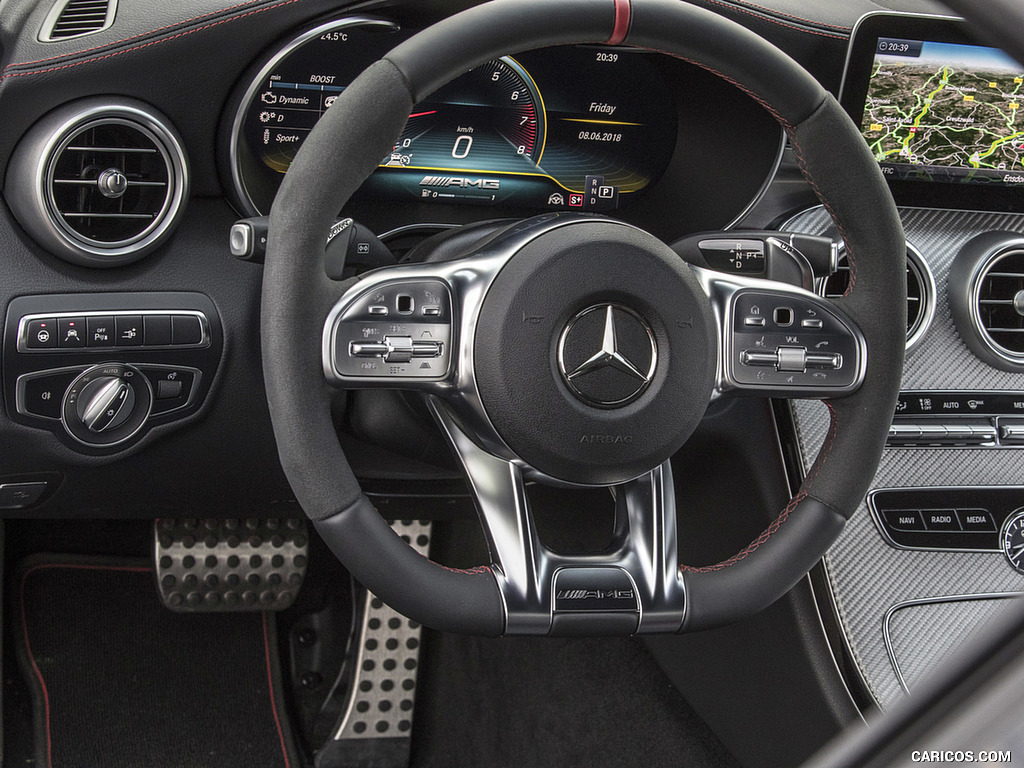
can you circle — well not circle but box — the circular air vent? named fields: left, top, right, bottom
left=819, top=243, right=934, bottom=351
left=4, top=98, right=188, bottom=267
left=950, top=232, right=1024, bottom=371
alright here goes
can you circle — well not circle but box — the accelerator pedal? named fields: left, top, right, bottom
left=154, top=518, right=308, bottom=611
left=316, top=520, right=430, bottom=768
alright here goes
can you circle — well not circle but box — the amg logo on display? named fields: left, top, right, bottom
left=579, top=434, right=634, bottom=444
left=419, top=175, right=500, bottom=189
left=556, top=589, right=635, bottom=601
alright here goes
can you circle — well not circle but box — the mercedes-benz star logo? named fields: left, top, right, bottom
left=557, top=304, right=657, bottom=408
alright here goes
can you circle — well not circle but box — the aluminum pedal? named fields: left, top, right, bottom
left=320, top=520, right=430, bottom=768
left=154, top=517, right=308, bottom=612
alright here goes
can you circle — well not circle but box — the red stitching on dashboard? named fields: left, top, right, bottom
left=606, top=0, right=631, bottom=45
left=679, top=492, right=808, bottom=573
left=2, top=0, right=277, bottom=72
left=0, top=0, right=303, bottom=82
left=694, top=0, right=848, bottom=39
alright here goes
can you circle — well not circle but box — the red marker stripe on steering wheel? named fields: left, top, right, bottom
left=606, top=0, right=631, bottom=45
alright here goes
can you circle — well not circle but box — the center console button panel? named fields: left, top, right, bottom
left=870, top=486, right=1022, bottom=552
left=888, top=391, right=1024, bottom=447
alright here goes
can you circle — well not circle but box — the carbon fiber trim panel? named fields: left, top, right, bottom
left=785, top=206, right=1024, bottom=710
left=885, top=594, right=1023, bottom=693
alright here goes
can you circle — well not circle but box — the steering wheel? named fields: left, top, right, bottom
left=262, top=0, right=906, bottom=636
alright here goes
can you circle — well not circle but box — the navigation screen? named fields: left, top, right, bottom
left=861, top=38, right=1024, bottom=184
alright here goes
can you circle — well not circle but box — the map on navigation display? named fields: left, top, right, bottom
left=861, top=38, right=1024, bottom=184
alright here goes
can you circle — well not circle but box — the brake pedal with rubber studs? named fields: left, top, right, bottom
left=154, top=518, right=309, bottom=611
left=316, top=520, right=429, bottom=768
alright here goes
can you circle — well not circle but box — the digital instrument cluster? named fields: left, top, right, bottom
left=229, top=18, right=678, bottom=215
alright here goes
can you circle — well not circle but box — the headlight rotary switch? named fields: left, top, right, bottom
left=62, top=363, right=153, bottom=447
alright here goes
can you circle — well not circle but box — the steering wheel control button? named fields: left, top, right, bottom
left=25, top=318, right=58, bottom=349
left=62, top=363, right=153, bottom=447
left=743, top=315, right=766, bottom=327
left=18, top=369, right=81, bottom=419
left=0, top=482, right=49, bottom=510
left=332, top=281, right=452, bottom=379
left=775, top=346, right=807, bottom=373
left=730, top=291, right=863, bottom=393
left=557, top=304, right=657, bottom=408
left=154, top=518, right=309, bottom=612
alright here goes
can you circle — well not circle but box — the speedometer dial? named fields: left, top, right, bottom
left=386, top=58, right=546, bottom=177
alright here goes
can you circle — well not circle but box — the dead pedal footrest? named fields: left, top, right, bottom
left=154, top=518, right=309, bottom=611
left=320, top=520, right=430, bottom=768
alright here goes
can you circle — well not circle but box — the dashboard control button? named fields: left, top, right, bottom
left=0, top=482, right=48, bottom=510
left=801, top=318, right=823, bottom=329
left=156, top=379, right=184, bottom=400
left=922, top=510, right=960, bottom=531
left=998, top=418, right=1024, bottom=444
left=743, top=316, right=766, bottom=327
left=25, top=318, right=58, bottom=349
left=142, top=366, right=198, bottom=415
left=87, top=316, right=115, bottom=347
left=22, top=370, right=79, bottom=419
left=115, top=315, right=144, bottom=346
left=171, top=315, right=203, bottom=345
left=422, top=306, right=441, bottom=317
left=882, top=509, right=925, bottom=532
left=144, top=315, right=172, bottom=346
left=368, top=306, right=388, bottom=316
left=58, top=317, right=86, bottom=348
left=957, top=509, right=996, bottom=532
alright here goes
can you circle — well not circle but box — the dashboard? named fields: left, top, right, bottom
left=2, top=0, right=1024, bottom=765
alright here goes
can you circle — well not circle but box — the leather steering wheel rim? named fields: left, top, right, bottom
left=262, top=0, right=907, bottom=636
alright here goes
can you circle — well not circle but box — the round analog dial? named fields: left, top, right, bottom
left=999, top=508, right=1024, bottom=574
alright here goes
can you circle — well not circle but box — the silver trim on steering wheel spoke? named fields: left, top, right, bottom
left=430, top=398, right=685, bottom=636
left=696, top=266, right=868, bottom=400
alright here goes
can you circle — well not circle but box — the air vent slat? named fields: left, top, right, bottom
left=65, top=146, right=157, bottom=154
left=43, top=0, right=116, bottom=41
left=61, top=212, right=155, bottom=219
left=52, top=179, right=167, bottom=187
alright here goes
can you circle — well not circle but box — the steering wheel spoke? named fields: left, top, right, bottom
left=696, top=266, right=867, bottom=400
left=430, top=397, right=685, bottom=636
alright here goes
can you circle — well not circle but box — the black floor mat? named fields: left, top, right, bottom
left=14, top=555, right=298, bottom=768
left=410, top=631, right=741, bottom=768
